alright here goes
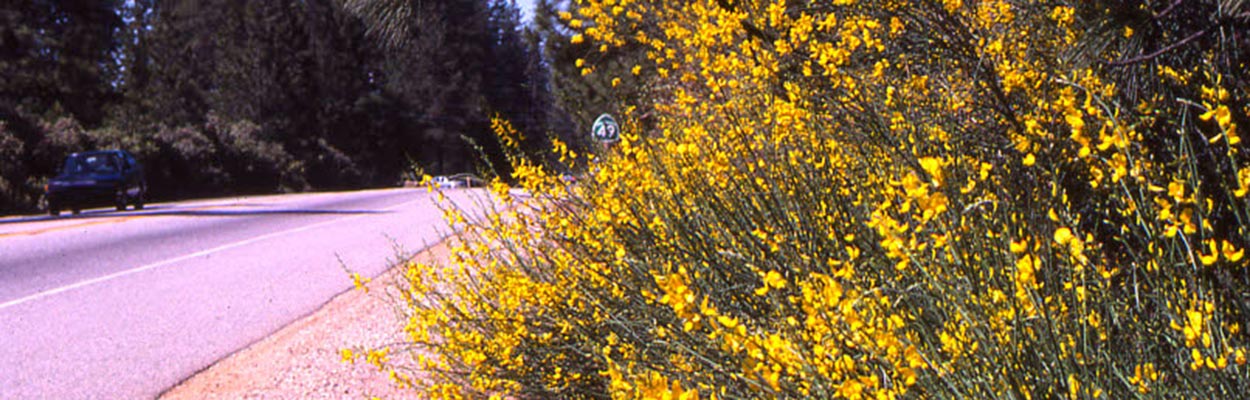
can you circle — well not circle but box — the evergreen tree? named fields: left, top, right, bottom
left=0, top=0, right=123, bottom=210
left=530, top=0, right=651, bottom=165
left=1, top=0, right=563, bottom=211
left=485, top=0, right=551, bottom=166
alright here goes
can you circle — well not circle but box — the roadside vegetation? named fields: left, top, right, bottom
left=361, top=0, right=1250, bottom=398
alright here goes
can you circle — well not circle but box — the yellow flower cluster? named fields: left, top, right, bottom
left=376, top=0, right=1250, bottom=398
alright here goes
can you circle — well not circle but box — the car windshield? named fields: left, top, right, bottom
left=62, top=154, right=120, bottom=175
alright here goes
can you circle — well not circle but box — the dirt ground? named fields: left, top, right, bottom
left=159, top=241, right=452, bottom=399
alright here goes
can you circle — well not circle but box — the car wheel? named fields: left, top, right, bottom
left=115, top=188, right=128, bottom=211
left=72, top=208, right=81, bottom=215
left=133, top=188, right=145, bottom=210
left=48, top=205, right=60, bottom=217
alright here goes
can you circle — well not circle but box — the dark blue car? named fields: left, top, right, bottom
left=45, top=150, right=147, bottom=216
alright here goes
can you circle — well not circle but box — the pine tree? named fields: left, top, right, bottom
left=0, top=0, right=123, bottom=210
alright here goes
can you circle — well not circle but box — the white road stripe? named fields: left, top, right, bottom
left=0, top=195, right=427, bottom=312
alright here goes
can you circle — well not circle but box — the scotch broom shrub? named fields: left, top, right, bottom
left=365, top=0, right=1250, bottom=398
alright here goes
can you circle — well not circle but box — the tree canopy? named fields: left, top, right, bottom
left=1, top=0, right=566, bottom=211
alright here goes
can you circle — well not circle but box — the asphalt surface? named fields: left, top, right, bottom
left=0, top=188, right=494, bottom=399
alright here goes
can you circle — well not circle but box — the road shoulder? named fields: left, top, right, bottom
left=159, top=240, right=450, bottom=399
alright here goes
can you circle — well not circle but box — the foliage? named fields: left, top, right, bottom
left=528, top=0, right=654, bottom=167
left=0, top=0, right=122, bottom=210
left=1, top=0, right=556, bottom=212
left=383, top=0, right=1250, bottom=398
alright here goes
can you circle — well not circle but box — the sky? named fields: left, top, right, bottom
left=517, top=0, right=538, bottom=23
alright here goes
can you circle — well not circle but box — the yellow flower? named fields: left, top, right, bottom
left=1023, top=153, right=1036, bottom=166
left=1010, top=239, right=1028, bottom=254
left=942, top=0, right=963, bottom=12
left=1053, top=227, right=1074, bottom=245
left=341, top=348, right=355, bottom=364
left=1200, top=105, right=1232, bottom=129
left=1168, top=180, right=1185, bottom=201
left=366, top=347, right=390, bottom=368
left=352, top=272, right=370, bottom=293
left=1222, top=241, right=1244, bottom=262
left=918, top=156, right=945, bottom=187
left=1067, top=373, right=1080, bottom=399
left=1051, top=6, right=1075, bottom=26
left=571, top=34, right=585, bottom=44
left=1183, top=309, right=1204, bottom=346
left=1087, top=312, right=1101, bottom=328
left=763, top=270, right=786, bottom=289
left=1200, top=240, right=1219, bottom=266
left=836, top=378, right=864, bottom=398
left=1016, top=254, right=1037, bottom=285
left=1235, top=168, right=1250, bottom=198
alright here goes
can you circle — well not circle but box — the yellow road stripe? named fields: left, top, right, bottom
left=0, top=218, right=130, bottom=239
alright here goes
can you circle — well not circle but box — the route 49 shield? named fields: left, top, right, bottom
left=591, top=114, right=620, bottom=143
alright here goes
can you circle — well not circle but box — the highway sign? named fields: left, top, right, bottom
left=591, top=113, right=620, bottom=143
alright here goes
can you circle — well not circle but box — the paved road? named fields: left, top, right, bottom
left=0, top=188, right=492, bottom=399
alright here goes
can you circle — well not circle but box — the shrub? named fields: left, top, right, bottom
left=0, top=121, right=29, bottom=211
left=380, top=1, right=1250, bottom=398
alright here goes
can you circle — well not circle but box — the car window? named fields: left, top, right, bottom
left=93, top=155, right=120, bottom=173
left=62, top=157, right=83, bottom=174
left=64, top=154, right=120, bottom=174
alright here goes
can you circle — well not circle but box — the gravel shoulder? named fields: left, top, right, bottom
left=159, top=240, right=451, bottom=399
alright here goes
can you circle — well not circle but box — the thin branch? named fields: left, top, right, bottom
left=1107, top=27, right=1209, bottom=66
left=1155, top=0, right=1185, bottom=20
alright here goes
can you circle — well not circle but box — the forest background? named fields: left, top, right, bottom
left=0, top=0, right=603, bottom=212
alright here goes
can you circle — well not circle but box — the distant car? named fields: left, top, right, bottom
left=431, top=175, right=463, bottom=189
left=431, top=173, right=485, bottom=189
left=450, top=173, right=486, bottom=187
left=45, top=150, right=147, bottom=216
